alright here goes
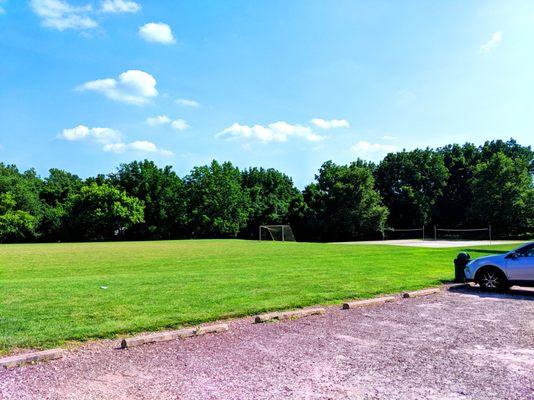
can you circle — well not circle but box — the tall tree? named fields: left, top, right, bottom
left=241, top=167, right=302, bottom=238
left=436, top=143, right=479, bottom=226
left=302, top=161, right=388, bottom=241
left=0, top=163, right=43, bottom=239
left=468, top=152, right=534, bottom=235
left=0, top=193, right=37, bottom=242
left=184, top=161, right=250, bottom=237
left=66, top=183, right=145, bottom=241
left=39, top=169, right=82, bottom=240
left=375, top=149, right=449, bottom=228
left=109, top=160, right=187, bottom=239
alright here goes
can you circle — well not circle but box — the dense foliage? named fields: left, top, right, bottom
left=0, top=139, right=532, bottom=242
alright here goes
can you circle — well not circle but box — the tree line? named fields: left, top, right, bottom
left=1, top=139, right=532, bottom=243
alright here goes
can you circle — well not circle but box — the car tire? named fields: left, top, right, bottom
left=476, top=267, right=509, bottom=291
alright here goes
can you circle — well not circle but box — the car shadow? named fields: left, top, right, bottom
left=447, top=283, right=534, bottom=301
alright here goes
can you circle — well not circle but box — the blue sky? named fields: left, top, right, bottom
left=1, top=0, right=533, bottom=187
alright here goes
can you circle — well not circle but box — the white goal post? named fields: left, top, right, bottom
left=259, top=225, right=296, bottom=242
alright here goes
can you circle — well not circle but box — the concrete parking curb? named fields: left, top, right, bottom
left=194, top=323, right=229, bottom=336
left=120, top=323, right=229, bottom=349
left=254, top=307, right=325, bottom=323
left=402, top=288, right=441, bottom=298
left=342, top=296, right=396, bottom=309
left=0, top=349, right=64, bottom=369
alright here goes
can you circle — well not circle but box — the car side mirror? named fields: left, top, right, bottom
left=506, top=252, right=518, bottom=259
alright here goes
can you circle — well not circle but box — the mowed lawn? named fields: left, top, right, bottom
left=0, top=239, right=517, bottom=354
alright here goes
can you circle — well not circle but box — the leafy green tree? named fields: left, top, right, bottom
left=184, top=161, right=250, bottom=237
left=375, top=149, right=449, bottom=228
left=241, top=167, right=302, bottom=238
left=109, top=160, right=187, bottom=239
left=0, top=193, right=37, bottom=242
left=39, top=169, right=83, bottom=240
left=0, top=164, right=43, bottom=239
left=436, top=143, right=479, bottom=226
left=302, top=161, right=388, bottom=241
left=66, top=183, right=145, bottom=241
left=480, top=139, right=534, bottom=173
left=468, top=152, right=534, bottom=235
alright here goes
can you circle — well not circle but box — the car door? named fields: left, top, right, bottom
left=506, top=243, right=534, bottom=281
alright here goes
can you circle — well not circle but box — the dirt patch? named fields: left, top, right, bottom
left=1, top=287, right=533, bottom=400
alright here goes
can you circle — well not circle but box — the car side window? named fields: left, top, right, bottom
left=516, top=244, right=534, bottom=257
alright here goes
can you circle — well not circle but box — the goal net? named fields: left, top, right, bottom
left=434, top=226, right=492, bottom=241
left=259, top=225, right=296, bottom=242
left=384, top=227, right=425, bottom=240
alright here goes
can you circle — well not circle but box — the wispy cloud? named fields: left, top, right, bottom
left=310, top=118, right=349, bottom=129
left=100, top=0, right=140, bottom=13
left=77, top=70, right=158, bottom=105
left=30, top=0, right=97, bottom=31
left=103, top=141, right=173, bottom=156
left=59, top=124, right=172, bottom=156
left=146, top=115, right=189, bottom=131
left=175, top=98, right=200, bottom=108
left=351, top=140, right=398, bottom=155
left=217, top=121, right=325, bottom=143
left=480, top=31, right=502, bottom=53
left=171, top=119, right=189, bottom=131
left=139, top=22, right=175, bottom=44
left=146, top=115, right=171, bottom=126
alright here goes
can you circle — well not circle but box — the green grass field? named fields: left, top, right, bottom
left=0, top=239, right=518, bottom=354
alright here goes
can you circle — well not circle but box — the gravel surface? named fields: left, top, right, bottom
left=1, top=286, right=533, bottom=400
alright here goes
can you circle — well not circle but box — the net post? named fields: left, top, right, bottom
left=489, top=224, right=492, bottom=244
left=282, top=226, right=285, bottom=242
left=259, top=226, right=262, bottom=241
left=422, top=226, right=425, bottom=241
left=434, top=225, right=437, bottom=241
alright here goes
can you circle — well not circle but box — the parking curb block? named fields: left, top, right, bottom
left=342, top=296, right=396, bottom=310
left=120, top=323, right=229, bottom=349
left=402, top=288, right=441, bottom=298
left=254, top=307, right=325, bottom=323
left=0, top=349, right=64, bottom=369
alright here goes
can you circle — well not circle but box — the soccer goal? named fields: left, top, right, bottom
left=433, top=225, right=492, bottom=242
left=384, top=227, right=426, bottom=241
left=259, top=225, right=296, bottom=242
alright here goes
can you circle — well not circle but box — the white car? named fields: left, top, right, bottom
left=464, top=242, right=534, bottom=290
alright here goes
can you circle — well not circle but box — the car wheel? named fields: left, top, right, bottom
left=477, top=268, right=508, bottom=291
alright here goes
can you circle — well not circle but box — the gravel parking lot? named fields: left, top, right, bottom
left=1, top=286, right=533, bottom=400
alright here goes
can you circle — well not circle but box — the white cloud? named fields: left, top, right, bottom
left=104, top=140, right=173, bottom=156
left=100, top=0, right=140, bottom=13
left=60, top=125, right=121, bottom=144
left=217, top=121, right=325, bottom=143
left=77, top=70, right=158, bottom=105
left=146, top=115, right=171, bottom=126
left=310, top=118, right=350, bottom=129
left=60, top=125, right=172, bottom=156
left=351, top=141, right=398, bottom=154
left=0, top=0, right=6, bottom=14
left=146, top=115, right=189, bottom=131
left=175, top=98, right=200, bottom=108
left=30, top=0, right=98, bottom=31
left=480, top=31, right=502, bottom=53
left=381, top=135, right=396, bottom=141
left=171, top=119, right=189, bottom=131
left=139, top=22, right=175, bottom=44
